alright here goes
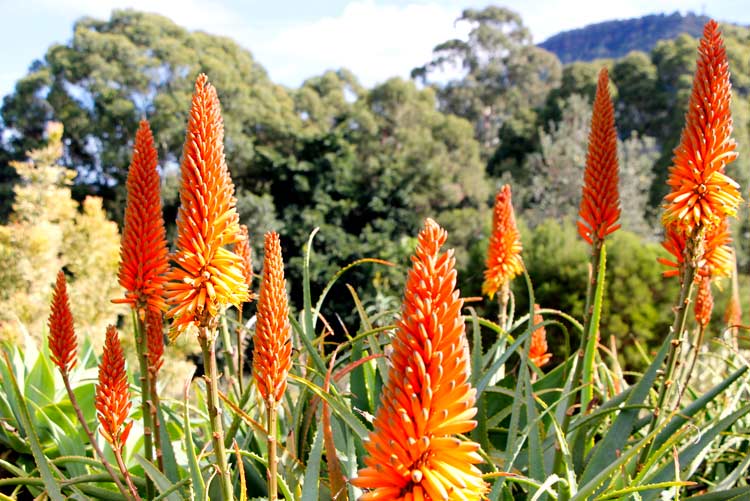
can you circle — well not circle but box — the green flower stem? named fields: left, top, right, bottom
left=113, top=443, right=142, bottom=501
left=237, top=304, right=244, bottom=395
left=149, top=374, right=164, bottom=473
left=267, top=400, right=279, bottom=501
left=198, top=326, right=233, bottom=501
left=61, top=373, right=134, bottom=500
left=640, top=258, right=696, bottom=466
left=132, top=310, right=155, bottom=500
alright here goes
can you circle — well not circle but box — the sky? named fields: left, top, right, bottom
left=0, top=0, right=748, bottom=100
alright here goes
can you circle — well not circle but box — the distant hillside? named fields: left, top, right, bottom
left=539, top=12, right=709, bottom=63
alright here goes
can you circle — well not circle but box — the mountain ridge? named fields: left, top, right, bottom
left=539, top=11, right=712, bottom=63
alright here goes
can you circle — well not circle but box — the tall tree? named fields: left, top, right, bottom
left=1, top=9, right=299, bottom=218
left=412, top=6, right=561, bottom=163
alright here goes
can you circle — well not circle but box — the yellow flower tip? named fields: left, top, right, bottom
left=253, top=231, right=292, bottom=404
left=354, top=219, right=487, bottom=500
left=483, top=185, right=523, bottom=299
left=165, top=74, right=249, bottom=337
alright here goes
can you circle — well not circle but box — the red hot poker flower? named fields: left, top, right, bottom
left=48, top=270, right=78, bottom=375
left=578, top=67, right=620, bottom=245
left=235, top=224, right=254, bottom=293
left=113, top=119, right=169, bottom=314
left=662, top=20, right=741, bottom=234
left=529, top=304, right=552, bottom=368
left=483, top=185, right=523, bottom=299
left=353, top=218, right=487, bottom=500
left=165, top=74, right=249, bottom=336
left=694, top=275, right=714, bottom=328
left=96, top=326, right=133, bottom=451
left=252, top=232, right=292, bottom=404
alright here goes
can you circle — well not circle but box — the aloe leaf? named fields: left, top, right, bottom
left=651, top=366, right=747, bottom=453
left=133, top=454, right=183, bottom=501
left=579, top=326, right=673, bottom=486
left=301, top=426, right=324, bottom=501
left=640, top=404, right=750, bottom=500
left=289, top=375, right=368, bottom=440
left=2, top=350, right=65, bottom=500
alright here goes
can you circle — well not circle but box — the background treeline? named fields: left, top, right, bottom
left=0, top=6, right=748, bottom=368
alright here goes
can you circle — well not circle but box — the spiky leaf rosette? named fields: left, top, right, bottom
left=113, top=119, right=169, bottom=314
left=662, top=20, right=741, bottom=234
left=578, top=67, right=620, bottom=245
left=353, top=218, right=486, bottom=500
left=165, top=74, right=249, bottom=337
left=482, top=185, right=523, bottom=299
left=252, top=232, right=292, bottom=404
left=48, top=270, right=78, bottom=375
left=96, top=326, right=133, bottom=450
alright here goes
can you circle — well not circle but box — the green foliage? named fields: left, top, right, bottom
left=0, top=123, right=123, bottom=345
left=519, top=220, right=679, bottom=368
left=413, top=6, right=561, bottom=158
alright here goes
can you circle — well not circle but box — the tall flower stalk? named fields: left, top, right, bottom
left=483, top=184, right=523, bottom=330
left=96, top=325, right=141, bottom=501
left=165, top=74, right=249, bottom=501
left=48, top=271, right=133, bottom=500
left=353, top=218, right=487, bottom=500
left=234, top=224, right=254, bottom=394
left=643, top=20, right=741, bottom=461
left=253, top=232, right=292, bottom=501
left=483, top=185, right=523, bottom=385
left=113, top=119, right=170, bottom=491
left=575, top=67, right=620, bottom=415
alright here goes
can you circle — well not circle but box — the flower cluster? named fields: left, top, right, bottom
left=354, top=219, right=487, bottom=500
left=483, top=185, right=523, bottom=299
left=578, top=67, right=620, bottom=246
left=660, top=20, right=740, bottom=280
left=165, top=74, right=249, bottom=336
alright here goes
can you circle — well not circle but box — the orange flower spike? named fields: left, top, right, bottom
left=578, top=67, right=620, bottom=245
left=235, top=224, right=254, bottom=292
left=529, top=304, right=552, bottom=368
left=663, top=20, right=741, bottom=233
left=353, top=219, right=487, bottom=501
left=114, top=119, right=169, bottom=314
left=693, top=276, right=714, bottom=328
left=48, top=270, right=78, bottom=375
left=96, top=326, right=133, bottom=450
left=252, top=232, right=292, bottom=404
left=725, top=291, right=741, bottom=328
left=483, top=185, right=523, bottom=299
left=165, top=74, right=249, bottom=336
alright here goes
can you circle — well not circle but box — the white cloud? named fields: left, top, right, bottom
left=242, top=1, right=468, bottom=87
